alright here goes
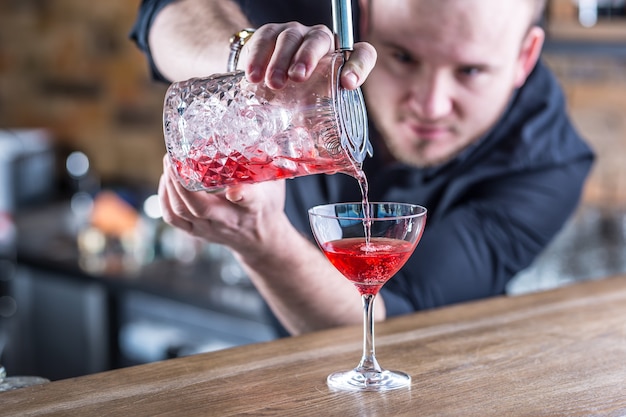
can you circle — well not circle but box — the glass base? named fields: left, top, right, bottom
left=327, top=368, right=411, bottom=392
left=0, top=376, right=50, bottom=392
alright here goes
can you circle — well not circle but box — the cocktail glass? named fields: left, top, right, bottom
left=308, top=202, right=427, bottom=391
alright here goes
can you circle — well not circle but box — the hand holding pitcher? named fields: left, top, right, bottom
left=163, top=21, right=377, bottom=193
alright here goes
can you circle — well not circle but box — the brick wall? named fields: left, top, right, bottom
left=0, top=0, right=624, bottom=209
left=544, top=52, right=626, bottom=210
left=0, top=0, right=168, bottom=188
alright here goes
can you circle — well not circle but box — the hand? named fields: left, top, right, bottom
left=241, top=22, right=377, bottom=90
left=158, top=155, right=289, bottom=257
left=158, top=157, right=381, bottom=334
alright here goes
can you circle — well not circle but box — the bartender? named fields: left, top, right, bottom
left=130, top=0, right=594, bottom=335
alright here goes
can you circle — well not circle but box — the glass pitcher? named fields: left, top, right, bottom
left=162, top=52, right=372, bottom=193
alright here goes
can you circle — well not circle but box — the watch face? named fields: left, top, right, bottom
left=230, top=29, right=256, bottom=47
left=228, top=29, right=256, bottom=72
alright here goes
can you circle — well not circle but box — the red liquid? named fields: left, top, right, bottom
left=321, top=237, right=415, bottom=296
left=172, top=146, right=355, bottom=191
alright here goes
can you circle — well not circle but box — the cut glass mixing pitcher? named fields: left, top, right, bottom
left=162, top=0, right=372, bottom=192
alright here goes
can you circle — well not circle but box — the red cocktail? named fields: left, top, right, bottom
left=321, top=237, right=416, bottom=296
left=170, top=136, right=357, bottom=191
left=309, top=202, right=427, bottom=391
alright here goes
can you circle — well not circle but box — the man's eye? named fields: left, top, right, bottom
left=392, top=51, right=415, bottom=64
left=458, top=66, right=482, bottom=77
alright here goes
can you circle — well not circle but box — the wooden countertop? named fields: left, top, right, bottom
left=2, top=276, right=626, bottom=416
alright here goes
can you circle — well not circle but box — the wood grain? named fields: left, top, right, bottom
left=2, top=276, right=626, bottom=416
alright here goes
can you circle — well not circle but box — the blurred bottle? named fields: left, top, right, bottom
left=578, top=0, right=626, bottom=27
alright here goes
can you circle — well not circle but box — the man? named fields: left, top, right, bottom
left=131, top=0, right=594, bottom=336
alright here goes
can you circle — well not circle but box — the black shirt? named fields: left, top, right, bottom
left=130, top=0, right=594, bottom=316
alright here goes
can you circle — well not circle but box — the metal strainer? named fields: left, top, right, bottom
left=332, top=0, right=373, bottom=164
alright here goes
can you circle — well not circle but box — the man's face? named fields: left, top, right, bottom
left=361, top=0, right=543, bottom=167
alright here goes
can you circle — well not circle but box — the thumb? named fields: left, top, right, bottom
left=341, top=42, right=377, bottom=89
left=224, top=184, right=248, bottom=205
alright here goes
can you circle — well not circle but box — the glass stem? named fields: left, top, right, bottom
left=357, top=293, right=382, bottom=373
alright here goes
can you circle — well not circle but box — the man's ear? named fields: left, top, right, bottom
left=514, top=26, right=545, bottom=87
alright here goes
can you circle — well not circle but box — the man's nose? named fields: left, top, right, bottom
left=408, top=74, right=453, bottom=120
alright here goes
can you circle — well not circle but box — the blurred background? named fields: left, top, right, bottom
left=0, top=0, right=624, bottom=382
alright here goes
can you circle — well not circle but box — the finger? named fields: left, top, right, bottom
left=163, top=160, right=239, bottom=224
left=243, top=24, right=282, bottom=84
left=340, top=42, right=378, bottom=89
left=161, top=162, right=198, bottom=222
left=165, top=163, right=217, bottom=220
left=245, top=22, right=307, bottom=85
left=265, top=23, right=311, bottom=89
left=224, top=184, right=246, bottom=204
left=224, top=180, right=285, bottom=210
left=224, top=183, right=265, bottom=208
left=287, top=24, right=335, bottom=82
left=158, top=172, right=193, bottom=233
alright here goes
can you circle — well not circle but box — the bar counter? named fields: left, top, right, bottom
left=2, top=276, right=626, bottom=416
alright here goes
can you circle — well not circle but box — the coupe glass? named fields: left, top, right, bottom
left=308, top=202, right=427, bottom=391
left=0, top=364, right=49, bottom=392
